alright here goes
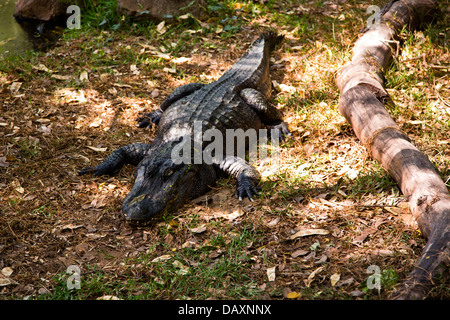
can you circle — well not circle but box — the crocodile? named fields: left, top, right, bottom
left=79, top=32, right=291, bottom=225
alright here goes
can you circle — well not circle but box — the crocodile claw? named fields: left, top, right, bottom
left=137, top=109, right=163, bottom=129
left=268, top=121, right=292, bottom=143
left=236, top=173, right=260, bottom=201
left=78, top=167, right=95, bottom=175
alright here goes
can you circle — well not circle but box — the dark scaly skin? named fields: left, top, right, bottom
left=79, top=32, right=291, bottom=225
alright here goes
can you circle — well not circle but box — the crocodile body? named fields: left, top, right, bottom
left=79, top=32, right=290, bottom=225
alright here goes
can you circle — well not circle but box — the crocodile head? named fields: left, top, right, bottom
left=122, top=154, right=202, bottom=225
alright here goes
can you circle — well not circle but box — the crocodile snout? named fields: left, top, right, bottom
left=122, top=194, right=165, bottom=225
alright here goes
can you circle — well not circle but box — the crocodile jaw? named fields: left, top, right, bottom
left=122, top=193, right=166, bottom=225
left=121, top=162, right=198, bottom=225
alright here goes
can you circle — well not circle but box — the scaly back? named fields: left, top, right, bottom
left=218, top=31, right=284, bottom=98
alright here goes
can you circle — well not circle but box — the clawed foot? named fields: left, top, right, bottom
left=137, top=109, right=163, bottom=129
left=268, top=121, right=292, bottom=142
left=236, top=173, right=261, bottom=201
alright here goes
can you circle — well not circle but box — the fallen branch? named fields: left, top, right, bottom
left=336, top=0, right=449, bottom=299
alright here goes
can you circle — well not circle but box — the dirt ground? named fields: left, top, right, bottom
left=0, top=1, right=449, bottom=300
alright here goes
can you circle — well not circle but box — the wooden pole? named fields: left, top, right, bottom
left=336, top=0, right=448, bottom=299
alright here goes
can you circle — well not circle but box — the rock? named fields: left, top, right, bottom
left=14, top=0, right=67, bottom=22
left=117, top=0, right=207, bottom=21
left=14, top=0, right=86, bottom=22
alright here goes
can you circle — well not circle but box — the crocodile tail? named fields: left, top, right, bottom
left=261, top=31, right=284, bottom=52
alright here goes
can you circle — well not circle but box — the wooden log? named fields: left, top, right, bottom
left=336, top=0, right=449, bottom=299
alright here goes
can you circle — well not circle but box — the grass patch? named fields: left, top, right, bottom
left=39, top=226, right=263, bottom=300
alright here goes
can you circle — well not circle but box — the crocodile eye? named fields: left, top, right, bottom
left=163, top=168, right=174, bottom=178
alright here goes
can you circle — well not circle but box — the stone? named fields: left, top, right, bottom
left=117, top=0, right=207, bottom=21
left=14, top=0, right=67, bottom=21
left=14, top=0, right=86, bottom=22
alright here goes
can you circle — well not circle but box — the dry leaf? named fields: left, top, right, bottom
left=212, top=209, right=244, bottom=221
left=208, top=250, right=223, bottom=259
left=190, top=225, right=207, bottom=234
left=267, top=266, right=276, bottom=282
left=291, top=249, right=309, bottom=258
left=1, top=267, right=13, bottom=277
left=290, top=228, right=329, bottom=240
left=178, top=14, right=191, bottom=20
left=151, top=89, right=160, bottom=98
left=9, top=82, right=22, bottom=94
left=172, top=57, right=192, bottom=64
left=80, top=71, right=89, bottom=81
left=0, top=277, right=13, bottom=287
left=154, top=52, right=171, bottom=60
left=138, top=43, right=157, bottom=51
left=37, top=125, right=51, bottom=135
left=173, top=260, right=189, bottom=275
left=97, top=295, right=121, bottom=300
left=337, top=277, right=354, bottom=287
left=266, top=218, right=279, bottom=227
left=52, top=74, right=72, bottom=81
left=330, top=273, right=340, bottom=287
left=151, top=255, right=172, bottom=263
left=163, top=67, right=177, bottom=74
left=305, top=266, right=324, bottom=287
left=286, top=291, right=301, bottom=299
left=35, top=118, right=51, bottom=123
left=16, top=186, right=25, bottom=194
left=89, top=118, right=103, bottom=128
left=24, top=194, right=37, bottom=201
left=272, top=80, right=296, bottom=94
left=61, top=224, right=84, bottom=231
left=226, top=209, right=244, bottom=221
left=113, top=83, right=132, bottom=88
left=184, top=29, right=203, bottom=34
left=0, top=156, right=9, bottom=168
left=100, top=73, right=110, bottom=82
left=156, top=21, right=167, bottom=34
left=87, top=146, right=107, bottom=152
left=352, top=226, right=377, bottom=245
left=33, top=64, right=51, bottom=73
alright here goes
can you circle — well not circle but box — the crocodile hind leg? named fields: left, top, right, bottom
left=78, top=143, right=152, bottom=176
left=216, top=156, right=261, bottom=201
left=138, top=83, right=205, bottom=128
left=240, top=88, right=291, bottom=141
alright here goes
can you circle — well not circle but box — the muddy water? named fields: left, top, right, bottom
left=0, top=0, right=62, bottom=56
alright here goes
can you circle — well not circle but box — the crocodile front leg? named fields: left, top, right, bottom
left=78, top=143, right=152, bottom=176
left=138, top=83, right=205, bottom=128
left=216, top=156, right=261, bottom=201
left=240, top=88, right=291, bottom=141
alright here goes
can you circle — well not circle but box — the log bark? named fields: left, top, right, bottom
left=336, top=0, right=449, bottom=299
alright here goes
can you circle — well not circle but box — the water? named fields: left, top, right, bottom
left=0, top=0, right=62, bottom=56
